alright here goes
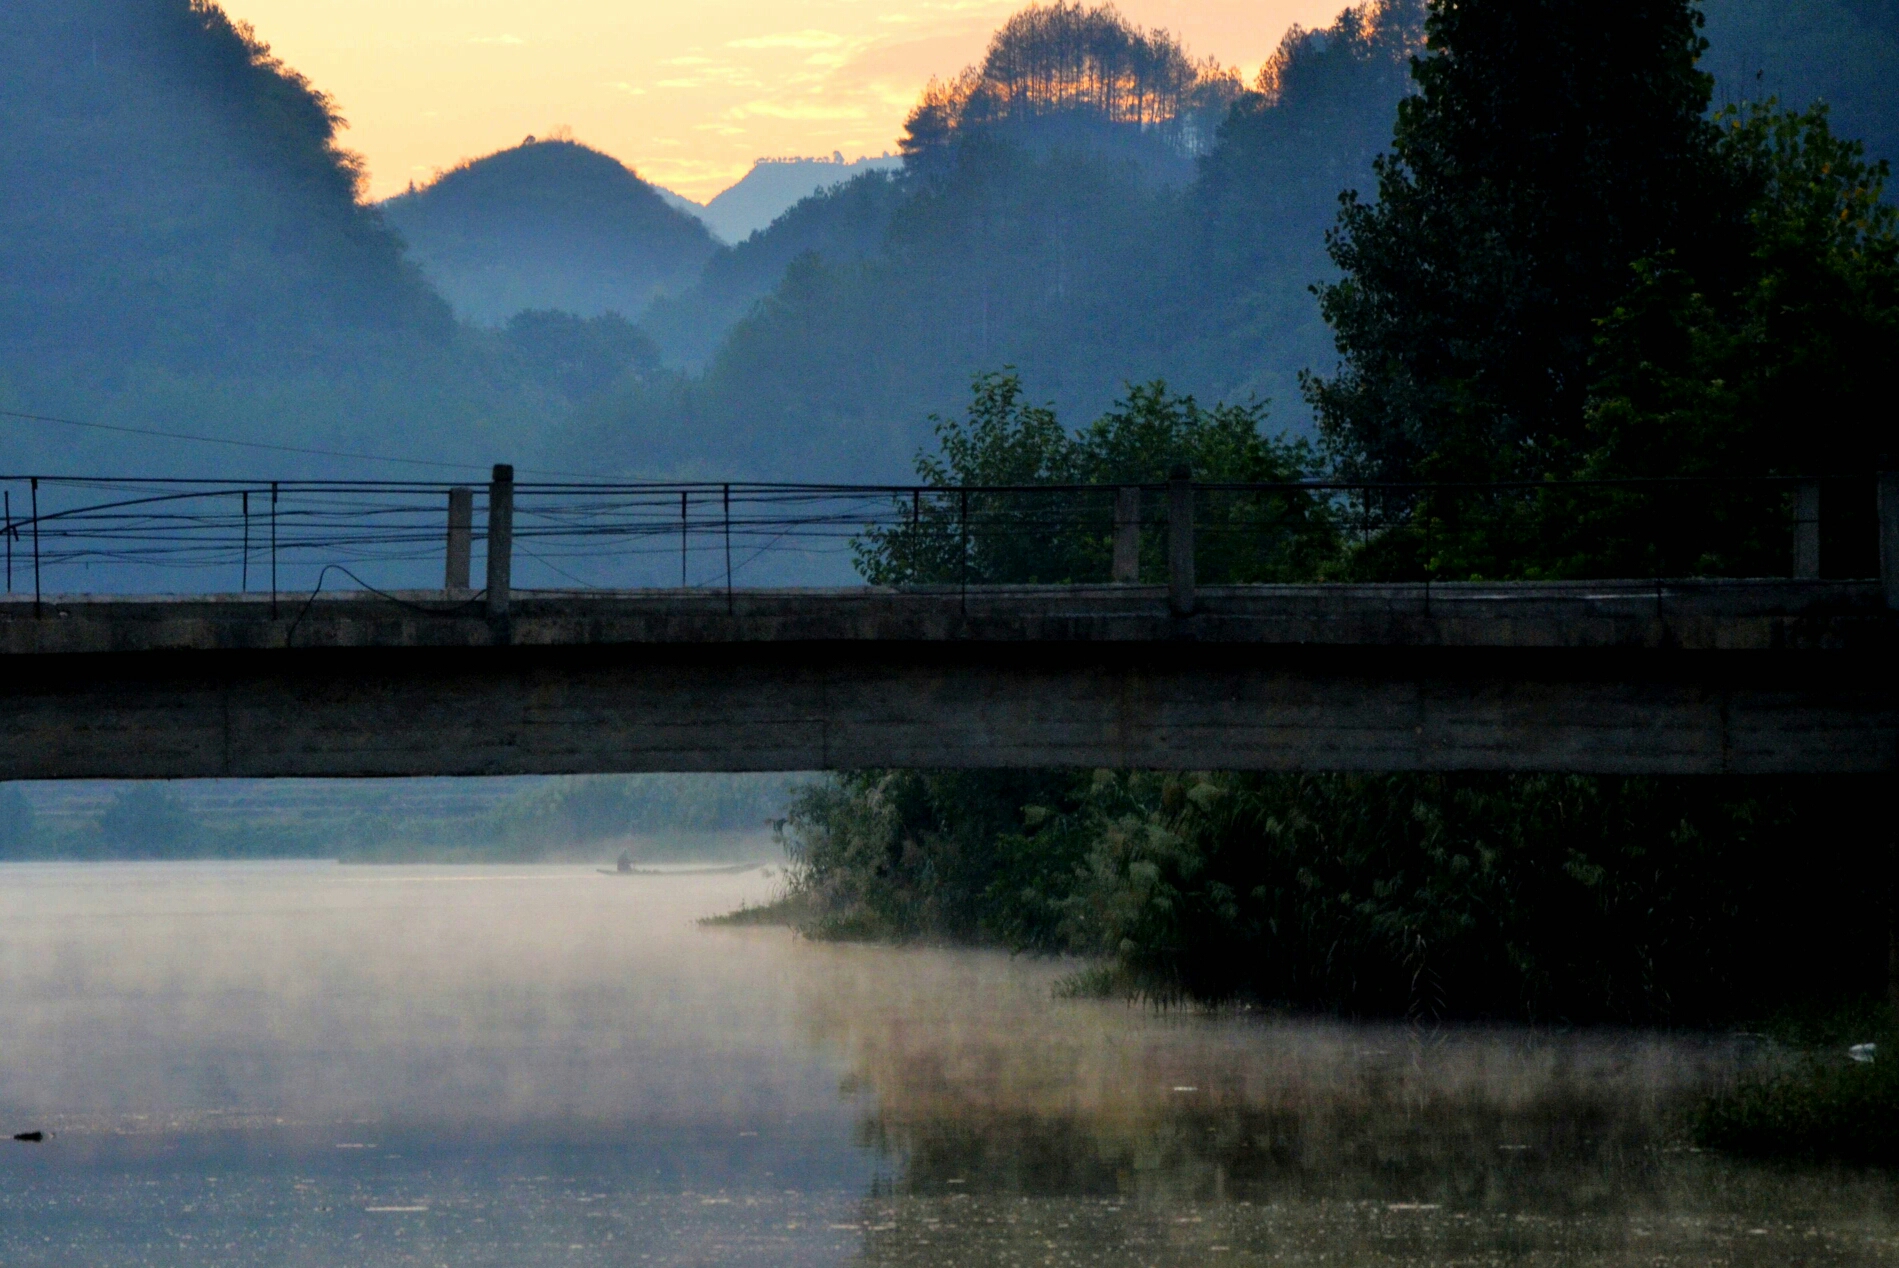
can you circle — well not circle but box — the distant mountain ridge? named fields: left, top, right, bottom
left=382, top=138, right=718, bottom=324
left=690, top=154, right=902, bottom=243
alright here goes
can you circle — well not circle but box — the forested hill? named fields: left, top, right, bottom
left=0, top=0, right=448, bottom=382
left=0, top=0, right=577, bottom=480
left=382, top=138, right=720, bottom=325
left=556, top=0, right=1899, bottom=484
left=0, top=0, right=1890, bottom=486
left=569, top=0, right=1414, bottom=480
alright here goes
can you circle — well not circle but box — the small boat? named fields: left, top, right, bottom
left=597, top=861, right=767, bottom=877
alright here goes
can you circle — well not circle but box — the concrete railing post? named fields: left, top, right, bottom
left=1880, top=466, right=1899, bottom=609
left=1112, top=486, right=1141, bottom=583
left=485, top=464, right=514, bottom=619
left=1793, top=481, right=1821, bottom=579
left=445, top=486, right=473, bottom=596
left=1168, top=464, right=1194, bottom=616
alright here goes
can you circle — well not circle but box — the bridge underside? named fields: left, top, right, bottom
left=0, top=581, right=1892, bottom=778
left=1, top=640, right=1891, bottom=779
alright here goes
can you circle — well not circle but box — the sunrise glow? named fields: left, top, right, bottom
left=219, top=0, right=1350, bottom=201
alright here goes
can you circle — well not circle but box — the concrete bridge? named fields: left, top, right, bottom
left=0, top=579, right=1892, bottom=779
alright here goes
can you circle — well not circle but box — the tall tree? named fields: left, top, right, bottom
left=1308, top=0, right=1735, bottom=482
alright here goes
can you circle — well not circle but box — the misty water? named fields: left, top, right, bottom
left=1, top=861, right=1894, bottom=1266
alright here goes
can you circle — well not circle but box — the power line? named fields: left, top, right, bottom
left=0, top=408, right=605, bottom=479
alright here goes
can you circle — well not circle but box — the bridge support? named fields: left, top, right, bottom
left=445, top=487, right=473, bottom=596
left=1794, top=481, right=1821, bottom=579
left=485, top=464, right=513, bottom=618
left=1112, top=487, right=1140, bottom=583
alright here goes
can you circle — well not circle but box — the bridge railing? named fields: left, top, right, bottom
left=1, top=469, right=1895, bottom=606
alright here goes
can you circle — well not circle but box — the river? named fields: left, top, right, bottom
left=0, top=861, right=1892, bottom=1265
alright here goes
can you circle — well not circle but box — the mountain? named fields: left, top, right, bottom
left=0, top=0, right=450, bottom=383
left=652, top=184, right=707, bottom=220
left=557, top=0, right=1899, bottom=485
left=0, top=0, right=566, bottom=486
left=560, top=1, right=1381, bottom=481
left=641, top=170, right=907, bottom=369
left=382, top=138, right=720, bottom=324
left=697, top=155, right=902, bottom=243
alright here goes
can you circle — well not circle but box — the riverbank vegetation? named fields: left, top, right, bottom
left=755, top=0, right=1899, bottom=1044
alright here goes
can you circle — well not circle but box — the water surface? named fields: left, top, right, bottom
left=0, top=862, right=1892, bottom=1265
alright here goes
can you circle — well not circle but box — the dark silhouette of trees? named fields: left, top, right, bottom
left=899, top=2, right=1243, bottom=173
left=1308, top=0, right=1735, bottom=485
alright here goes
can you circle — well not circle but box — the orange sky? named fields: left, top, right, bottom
left=219, top=0, right=1351, bottom=203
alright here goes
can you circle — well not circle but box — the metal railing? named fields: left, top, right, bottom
left=2, top=468, right=1896, bottom=611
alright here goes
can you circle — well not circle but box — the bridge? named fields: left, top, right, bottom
left=0, top=468, right=1893, bottom=779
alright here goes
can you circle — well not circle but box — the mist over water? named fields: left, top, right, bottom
left=0, top=861, right=1894, bottom=1265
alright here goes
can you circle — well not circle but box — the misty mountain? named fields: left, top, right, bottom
left=696, top=155, right=902, bottom=243
left=641, top=171, right=908, bottom=369
left=652, top=184, right=707, bottom=219
left=561, top=1, right=1411, bottom=480
left=2, top=0, right=1892, bottom=491
left=553, top=0, right=1899, bottom=484
left=0, top=0, right=450, bottom=383
left=382, top=138, right=720, bottom=324
left=0, top=0, right=577, bottom=484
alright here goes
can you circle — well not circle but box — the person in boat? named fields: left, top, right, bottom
left=616, top=849, right=633, bottom=874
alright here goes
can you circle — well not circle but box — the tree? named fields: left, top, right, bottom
left=898, top=2, right=1242, bottom=177
left=854, top=371, right=1334, bottom=585
left=1588, top=103, right=1899, bottom=484
left=1308, top=0, right=1735, bottom=484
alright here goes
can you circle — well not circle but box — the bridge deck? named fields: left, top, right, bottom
left=0, top=581, right=1891, bottom=779
left=0, top=578, right=1888, bottom=653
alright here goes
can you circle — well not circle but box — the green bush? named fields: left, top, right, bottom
left=780, top=767, right=1885, bottom=1024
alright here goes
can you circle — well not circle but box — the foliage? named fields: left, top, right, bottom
left=1587, top=103, right=1899, bottom=483
left=780, top=769, right=1084, bottom=943
left=1309, top=0, right=1733, bottom=486
left=582, top=2, right=1425, bottom=481
left=782, top=768, right=1883, bottom=1023
left=1700, top=0, right=1899, bottom=174
left=1300, top=5, right=1898, bottom=583
left=0, top=0, right=450, bottom=380
left=500, top=310, right=662, bottom=401
left=640, top=171, right=906, bottom=370
left=900, top=2, right=1244, bottom=178
left=0, top=0, right=587, bottom=482
left=854, top=373, right=1334, bottom=586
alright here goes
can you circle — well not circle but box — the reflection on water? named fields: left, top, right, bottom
left=0, top=862, right=1893, bottom=1265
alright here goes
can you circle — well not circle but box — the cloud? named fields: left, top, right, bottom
left=727, top=99, right=871, bottom=121
left=727, top=30, right=848, bottom=50
left=607, top=81, right=647, bottom=96
left=468, top=34, right=524, bottom=46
